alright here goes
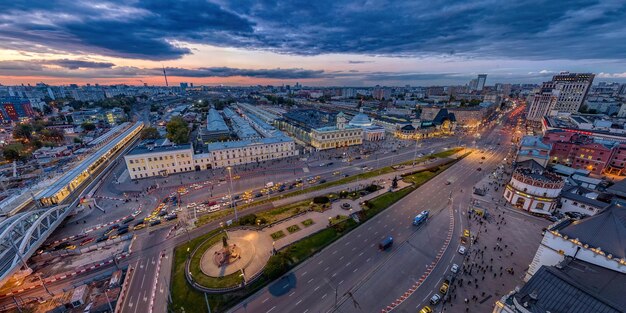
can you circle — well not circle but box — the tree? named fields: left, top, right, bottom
left=3, top=146, right=21, bottom=162
left=263, top=254, right=290, bottom=280
left=81, top=122, right=96, bottom=131
left=166, top=116, right=189, bottom=144
left=13, top=124, right=33, bottom=142
left=392, top=176, right=398, bottom=189
left=140, top=127, right=161, bottom=140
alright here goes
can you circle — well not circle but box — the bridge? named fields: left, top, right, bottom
left=0, top=205, right=72, bottom=284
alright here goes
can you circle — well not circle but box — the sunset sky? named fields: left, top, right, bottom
left=1, top=0, right=625, bottom=86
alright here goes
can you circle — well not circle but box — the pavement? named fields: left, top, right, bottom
left=226, top=110, right=524, bottom=313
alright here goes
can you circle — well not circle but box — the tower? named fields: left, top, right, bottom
left=336, top=112, right=347, bottom=130
left=162, top=65, right=169, bottom=87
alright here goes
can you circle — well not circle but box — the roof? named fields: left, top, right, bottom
left=559, top=202, right=626, bottom=259
left=552, top=164, right=591, bottom=176
left=36, top=121, right=143, bottom=200
left=606, top=179, right=626, bottom=198
left=206, top=134, right=293, bottom=151
left=432, top=108, right=456, bottom=124
left=206, top=108, right=229, bottom=133
left=516, top=159, right=546, bottom=171
left=511, top=259, right=625, bottom=313
left=126, top=142, right=192, bottom=156
left=521, top=135, right=552, bottom=150
left=348, top=112, right=373, bottom=127
left=561, top=186, right=609, bottom=209
left=571, top=174, right=602, bottom=185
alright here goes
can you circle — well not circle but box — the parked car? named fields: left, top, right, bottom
left=429, top=294, right=441, bottom=305
left=150, top=220, right=162, bottom=226
left=458, top=246, right=467, bottom=255
left=79, top=238, right=94, bottom=246
left=450, top=264, right=459, bottom=274
left=419, top=306, right=433, bottom=313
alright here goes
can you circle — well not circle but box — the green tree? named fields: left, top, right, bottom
left=263, top=254, right=290, bottom=280
left=166, top=116, right=189, bottom=144
left=140, top=127, right=161, bottom=140
left=13, top=124, right=33, bottom=142
left=81, top=122, right=96, bottom=131
left=3, top=146, right=21, bottom=162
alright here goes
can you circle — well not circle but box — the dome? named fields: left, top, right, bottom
left=349, top=112, right=373, bottom=127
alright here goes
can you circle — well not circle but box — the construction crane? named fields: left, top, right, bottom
left=162, top=65, right=169, bottom=87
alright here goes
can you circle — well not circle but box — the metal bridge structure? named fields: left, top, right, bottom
left=0, top=205, right=71, bottom=284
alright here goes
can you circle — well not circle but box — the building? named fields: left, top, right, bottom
left=551, top=72, right=595, bottom=113
left=223, top=107, right=261, bottom=140
left=516, top=136, right=552, bottom=167
left=559, top=185, right=608, bottom=216
left=527, top=72, right=595, bottom=121
left=201, top=135, right=298, bottom=169
left=526, top=82, right=559, bottom=122
left=124, top=140, right=194, bottom=179
left=348, top=109, right=385, bottom=141
left=476, top=74, right=487, bottom=91
left=395, top=108, right=456, bottom=140
left=278, top=109, right=363, bottom=150
left=543, top=131, right=614, bottom=176
left=420, top=104, right=493, bottom=128
left=201, top=108, right=230, bottom=142
left=525, top=203, right=626, bottom=281
left=494, top=258, right=625, bottom=313
left=71, top=109, right=104, bottom=125
left=0, top=97, right=35, bottom=122
left=503, top=160, right=565, bottom=215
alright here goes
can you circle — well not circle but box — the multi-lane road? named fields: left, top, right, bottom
left=228, top=114, right=516, bottom=313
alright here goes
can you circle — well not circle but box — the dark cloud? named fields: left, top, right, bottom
left=47, top=59, right=115, bottom=69
left=0, top=61, right=325, bottom=79
left=0, top=1, right=625, bottom=61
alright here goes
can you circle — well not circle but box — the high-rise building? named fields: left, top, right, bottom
left=550, top=72, right=594, bottom=113
left=0, top=97, right=35, bottom=122
left=526, top=82, right=559, bottom=122
left=476, top=74, right=487, bottom=91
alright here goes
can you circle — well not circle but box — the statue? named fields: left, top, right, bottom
left=222, top=236, right=228, bottom=248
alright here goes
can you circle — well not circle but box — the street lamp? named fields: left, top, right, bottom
left=226, top=166, right=237, bottom=221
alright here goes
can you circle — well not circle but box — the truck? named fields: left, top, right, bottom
left=413, top=210, right=429, bottom=226
left=265, top=182, right=274, bottom=188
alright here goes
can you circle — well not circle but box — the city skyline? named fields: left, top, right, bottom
left=1, top=0, right=626, bottom=86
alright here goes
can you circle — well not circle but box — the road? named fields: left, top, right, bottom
left=227, top=112, right=516, bottom=313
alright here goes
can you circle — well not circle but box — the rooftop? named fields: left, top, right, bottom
left=508, top=259, right=625, bottom=313
left=37, top=121, right=143, bottom=200
left=206, top=135, right=293, bottom=151
left=126, top=141, right=191, bottom=156
left=520, top=135, right=552, bottom=150
left=207, top=108, right=229, bottom=133
left=559, top=202, right=626, bottom=259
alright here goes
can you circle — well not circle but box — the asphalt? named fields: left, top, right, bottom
left=227, top=113, right=517, bottom=313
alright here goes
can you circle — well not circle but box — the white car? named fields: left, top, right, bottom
left=450, top=263, right=459, bottom=274
left=458, top=246, right=466, bottom=255
left=429, top=294, right=441, bottom=305
left=187, top=202, right=197, bottom=208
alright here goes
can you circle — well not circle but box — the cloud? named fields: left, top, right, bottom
left=0, top=60, right=326, bottom=79
left=348, top=60, right=374, bottom=64
left=597, top=72, right=626, bottom=78
left=0, top=0, right=625, bottom=61
left=46, top=59, right=115, bottom=69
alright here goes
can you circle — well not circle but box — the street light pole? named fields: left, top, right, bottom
left=227, top=167, right=237, bottom=221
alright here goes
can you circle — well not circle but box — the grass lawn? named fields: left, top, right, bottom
left=286, top=224, right=301, bottom=233
left=328, top=215, right=349, bottom=226
left=302, top=219, right=315, bottom=227
left=256, top=199, right=316, bottom=224
left=271, top=230, right=286, bottom=240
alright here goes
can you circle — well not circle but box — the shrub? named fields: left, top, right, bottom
left=365, top=184, right=378, bottom=193
left=313, top=196, right=330, bottom=204
left=339, top=191, right=349, bottom=198
left=238, top=213, right=258, bottom=226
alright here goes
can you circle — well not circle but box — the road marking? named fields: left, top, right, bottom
left=262, top=298, right=269, bottom=303
left=339, top=256, right=344, bottom=261
left=318, top=260, right=324, bottom=265
left=357, top=234, right=361, bottom=238
left=314, top=285, right=320, bottom=291
left=301, top=271, right=307, bottom=276
left=368, top=227, right=372, bottom=230
left=353, top=268, right=358, bottom=273
left=266, top=306, right=276, bottom=313
left=366, top=257, right=371, bottom=262
left=346, top=262, right=351, bottom=267
left=332, top=250, right=337, bottom=255
left=332, top=272, right=337, bottom=278
left=324, top=267, right=330, bottom=271
left=296, top=299, right=303, bottom=306
left=308, top=278, right=314, bottom=284
left=374, top=231, right=379, bottom=235
left=339, top=280, right=344, bottom=285
left=345, top=241, right=350, bottom=246
left=322, top=293, right=327, bottom=299
left=352, top=247, right=357, bottom=251
left=289, top=292, right=296, bottom=297
left=304, top=309, right=309, bottom=313
left=358, top=252, right=364, bottom=257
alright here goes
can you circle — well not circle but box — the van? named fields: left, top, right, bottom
left=379, top=236, right=393, bottom=250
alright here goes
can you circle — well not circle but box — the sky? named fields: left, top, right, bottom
left=1, top=0, right=626, bottom=87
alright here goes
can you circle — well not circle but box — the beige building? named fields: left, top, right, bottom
left=309, top=113, right=363, bottom=150
left=124, top=142, right=194, bottom=179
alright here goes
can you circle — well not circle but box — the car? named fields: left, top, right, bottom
left=319, top=179, right=327, bottom=184
left=419, top=306, right=433, bottom=313
left=429, top=294, right=441, bottom=305
left=118, top=229, right=129, bottom=235
left=122, top=217, right=135, bottom=224
left=66, top=245, right=77, bottom=250
left=150, top=220, right=162, bottom=226
left=79, top=238, right=94, bottom=246
left=458, top=246, right=467, bottom=255
left=450, top=263, right=459, bottom=274
left=187, top=202, right=197, bottom=208
left=333, top=171, right=340, bottom=176
left=133, top=224, right=146, bottom=230
left=476, top=168, right=482, bottom=171
left=109, top=234, right=119, bottom=240
left=463, top=229, right=470, bottom=237
left=96, top=236, right=108, bottom=243
left=439, top=280, right=450, bottom=294
left=379, top=236, right=393, bottom=250
left=481, top=156, right=485, bottom=159
left=546, top=215, right=559, bottom=222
